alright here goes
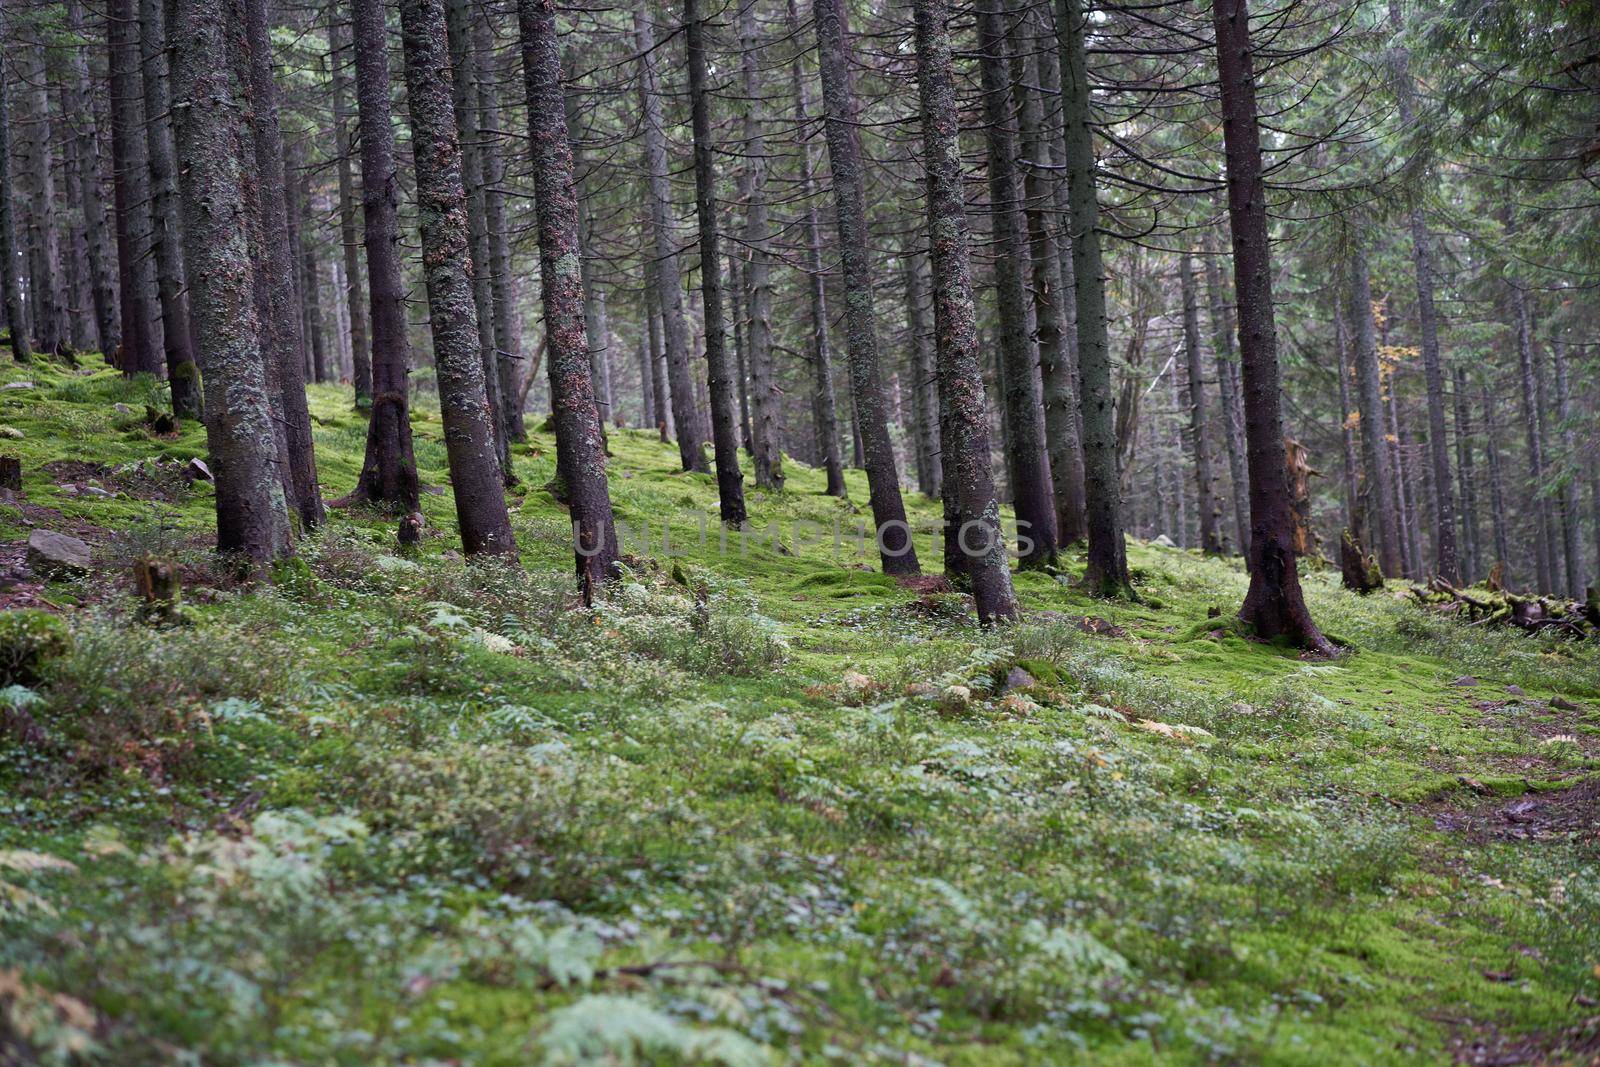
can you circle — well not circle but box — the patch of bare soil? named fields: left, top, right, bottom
left=1447, top=1014, right=1600, bottom=1065
left=1432, top=777, right=1600, bottom=846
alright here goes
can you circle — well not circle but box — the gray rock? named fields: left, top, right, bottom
left=1450, top=675, right=1478, bottom=687
left=82, top=486, right=112, bottom=499
left=0, top=426, right=22, bottom=439
left=1004, top=666, right=1037, bottom=692
left=186, top=457, right=214, bottom=483
left=1506, top=684, right=1525, bottom=697
left=2, top=381, right=33, bottom=390
left=26, top=529, right=92, bottom=579
left=114, top=403, right=133, bottom=415
left=1551, top=696, right=1581, bottom=712
left=1152, top=534, right=1177, bottom=548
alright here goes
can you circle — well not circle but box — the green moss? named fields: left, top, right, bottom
left=0, top=355, right=1596, bottom=1063
left=0, top=608, right=71, bottom=685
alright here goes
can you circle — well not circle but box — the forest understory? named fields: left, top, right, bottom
left=1, top=358, right=1597, bottom=1065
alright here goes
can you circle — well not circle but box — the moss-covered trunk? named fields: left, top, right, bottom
left=517, top=0, right=620, bottom=599
left=169, top=0, right=294, bottom=567
left=911, top=0, right=1017, bottom=624
left=398, top=0, right=517, bottom=558
left=813, top=0, right=917, bottom=575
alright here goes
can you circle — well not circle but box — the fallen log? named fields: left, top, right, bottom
left=1409, top=577, right=1595, bottom=640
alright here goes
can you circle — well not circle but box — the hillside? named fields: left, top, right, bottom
left=1, top=356, right=1597, bottom=1065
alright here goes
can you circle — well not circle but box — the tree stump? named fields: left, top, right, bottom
left=134, top=557, right=182, bottom=623
left=1340, top=529, right=1383, bottom=594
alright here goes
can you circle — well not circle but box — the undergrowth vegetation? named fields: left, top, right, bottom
left=0, top=358, right=1596, bottom=1064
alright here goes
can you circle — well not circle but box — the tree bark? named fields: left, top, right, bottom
left=473, top=12, right=525, bottom=443
left=1388, top=0, right=1458, bottom=584
left=328, top=19, right=373, bottom=408
left=1450, top=366, right=1480, bottom=583
left=64, top=0, right=118, bottom=358
left=685, top=0, right=748, bottom=527
left=1012, top=7, right=1084, bottom=545
left=1212, top=0, right=1332, bottom=654
left=787, top=0, right=846, bottom=498
left=350, top=0, right=420, bottom=512
left=15, top=38, right=63, bottom=357
left=912, top=0, right=1018, bottom=623
left=1056, top=0, right=1129, bottom=595
left=1345, top=244, right=1403, bottom=577
left=633, top=9, right=707, bottom=473
left=445, top=0, right=510, bottom=477
left=1179, top=250, right=1222, bottom=554
left=1334, top=309, right=1360, bottom=537
left=296, top=165, right=331, bottom=384
left=0, top=6, right=28, bottom=362
left=902, top=250, right=941, bottom=498
left=518, top=0, right=620, bottom=599
left=813, top=0, right=917, bottom=574
left=1201, top=230, right=1249, bottom=556
left=1481, top=381, right=1512, bottom=575
left=739, top=2, right=783, bottom=491
left=244, top=0, right=323, bottom=529
left=140, top=0, right=201, bottom=417
left=108, top=0, right=160, bottom=374
left=1551, top=341, right=1582, bottom=597
left=398, top=0, right=517, bottom=557
left=1511, top=283, right=1552, bottom=592
left=170, top=0, right=294, bottom=567
left=977, top=0, right=1055, bottom=568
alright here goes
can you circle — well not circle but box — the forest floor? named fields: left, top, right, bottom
left=1, top=354, right=1598, bottom=1065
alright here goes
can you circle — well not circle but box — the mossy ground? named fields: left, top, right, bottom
left=1, top=354, right=1597, bottom=1064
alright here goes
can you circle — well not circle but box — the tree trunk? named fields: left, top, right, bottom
left=1201, top=230, right=1249, bottom=556
left=169, top=0, right=294, bottom=566
left=297, top=169, right=331, bottom=384
left=739, top=2, right=783, bottom=491
left=1013, top=6, right=1084, bottom=545
left=1388, top=0, right=1458, bottom=584
left=473, top=12, right=524, bottom=443
left=1551, top=341, right=1582, bottom=598
left=1388, top=384, right=1422, bottom=578
left=638, top=330, right=655, bottom=431
left=1212, top=0, right=1332, bottom=654
left=517, top=0, right=620, bottom=598
left=685, top=0, right=748, bottom=527
left=65, top=0, right=118, bottom=357
left=1481, top=381, right=1512, bottom=576
left=787, top=0, right=846, bottom=498
left=0, top=9, right=27, bottom=362
left=633, top=9, right=707, bottom=473
left=1451, top=366, right=1480, bottom=583
left=1511, top=284, right=1552, bottom=592
left=912, top=0, right=1018, bottom=623
left=577, top=197, right=613, bottom=428
left=108, top=0, right=160, bottom=374
left=1057, top=0, right=1129, bottom=595
left=1334, top=309, right=1360, bottom=540
left=814, top=0, right=917, bottom=574
left=329, top=17, right=372, bottom=409
left=444, top=0, right=510, bottom=477
left=16, top=39, right=63, bottom=357
left=398, top=0, right=517, bottom=557
left=902, top=250, right=941, bottom=498
left=244, top=0, right=323, bottom=529
left=350, top=0, right=420, bottom=512
left=1180, top=250, right=1222, bottom=554
left=140, top=0, right=201, bottom=417
left=730, top=254, right=751, bottom=449
left=977, top=0, right=1055, bottom=568
left=642, top=251, right=672, bottom=440
left=1345, top=244, right=1403, bottom=577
